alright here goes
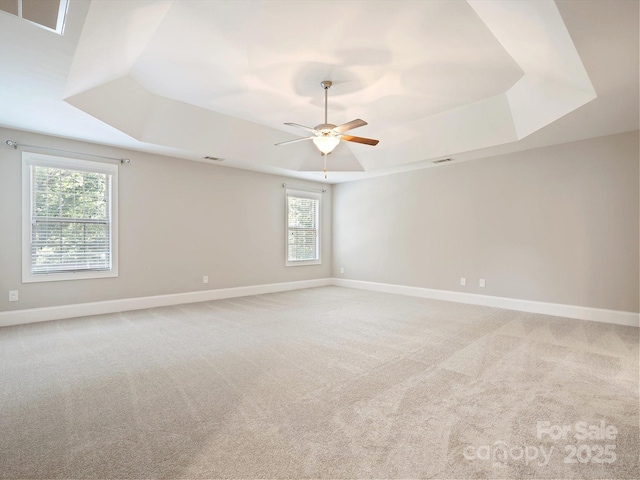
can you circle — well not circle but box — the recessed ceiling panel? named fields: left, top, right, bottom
left=131, top=0, right=524, bottom=130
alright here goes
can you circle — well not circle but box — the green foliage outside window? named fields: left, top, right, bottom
left=31, top=166, right=111, bottom=273
left=287, top=195, right=318, bottom=262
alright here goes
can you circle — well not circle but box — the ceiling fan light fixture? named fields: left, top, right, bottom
left=276, top=80, right=379, bottom=163
left=312, top=134, right=340, bottom=154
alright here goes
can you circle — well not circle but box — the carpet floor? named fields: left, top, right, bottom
left=0, top=286, right=638, bottom=479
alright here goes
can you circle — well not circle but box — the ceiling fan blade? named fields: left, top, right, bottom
left=340, top=134, right=379, bottom=146
left=333, top=118, right=367, bottom=133
left=275, top=136, right=314, bottom=146
left=284, top=122, right=319, bottom=134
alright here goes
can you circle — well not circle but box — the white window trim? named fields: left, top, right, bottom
left=21, top=152, right=119, bottom=283
left=285, top=188, right=321, bottom=267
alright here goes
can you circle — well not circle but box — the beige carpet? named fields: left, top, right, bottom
left=0, top=286, right=637, bottom=479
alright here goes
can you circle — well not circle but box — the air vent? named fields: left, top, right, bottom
left=432, top=158, right=453, bottom=164
left=0, top=0, right=69, bottom=34
left=204, top=156, right=224, bottom=162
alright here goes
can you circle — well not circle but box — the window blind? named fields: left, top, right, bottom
left=30, top=165, right=112, bottom=274
left=287, top=192, right=319, bottom=262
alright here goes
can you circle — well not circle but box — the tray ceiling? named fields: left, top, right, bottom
left=0, top=0, right=637, bottom=183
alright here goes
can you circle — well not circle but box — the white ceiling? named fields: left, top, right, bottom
left=0, top=0, right=637, bottom=183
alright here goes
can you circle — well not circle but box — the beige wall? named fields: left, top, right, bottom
left=333, top=131, right=639, bottom=313
left=0, top=128, right=332, bottom=312
left=2, top=128, right=637, bottom=315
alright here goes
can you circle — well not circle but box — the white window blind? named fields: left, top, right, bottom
left=22, top=153, right=118, bottom=282
left=286, top=190, right=321, bottom=265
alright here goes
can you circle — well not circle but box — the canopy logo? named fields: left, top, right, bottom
left=463, top=442, right=553, bottom=468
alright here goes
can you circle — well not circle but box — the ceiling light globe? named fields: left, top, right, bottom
left=312, top=135, right=340, bottom=154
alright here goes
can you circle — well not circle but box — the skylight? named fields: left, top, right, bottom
left=0, top=0, right=69, bottom=35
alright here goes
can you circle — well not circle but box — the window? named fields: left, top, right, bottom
left=286, top=189, right=321, bottom=266
left=22, top=152, right=118, bottom=282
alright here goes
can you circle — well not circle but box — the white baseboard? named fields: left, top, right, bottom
left=0, top=278, right=332, bottom=328
left=331, top=278, right=640, bottom=327
left=2, top=277, right=638, bottom=328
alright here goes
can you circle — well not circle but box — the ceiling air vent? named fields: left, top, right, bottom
left=0, top=0, right=69, bottom=35
left=432, top=158, right=453, bottom=164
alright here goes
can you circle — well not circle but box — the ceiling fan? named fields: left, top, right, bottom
left=276, top=80, right=379, bottom=157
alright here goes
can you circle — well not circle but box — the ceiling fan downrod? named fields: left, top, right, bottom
left=321, top=80, right=332, bottom=125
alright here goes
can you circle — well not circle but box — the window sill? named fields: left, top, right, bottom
left=286, top=259, right=322, bottom=267
left=22, top=269, right=118, bottom=283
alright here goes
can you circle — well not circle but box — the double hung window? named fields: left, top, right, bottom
left=22, top=153, right=118, bottom=282
left=286, top=189, right=321, bottom=266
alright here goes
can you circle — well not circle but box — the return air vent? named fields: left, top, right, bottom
left=432, top=158, right=453, bottom=164
left=0, top=0, right=69, bottom=34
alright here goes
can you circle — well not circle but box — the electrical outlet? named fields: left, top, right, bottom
left=460, top=277, right=466, bottom=286
left=479, top=279, right=486, bottom=288
left=340, top=267, right=344, bottom=275
left=202, top=276, right=209, bottom=284
left=9, top=290, right=18, bottom=302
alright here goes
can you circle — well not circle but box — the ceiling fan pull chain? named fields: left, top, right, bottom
left=324, top=154, right=327, bottom=179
